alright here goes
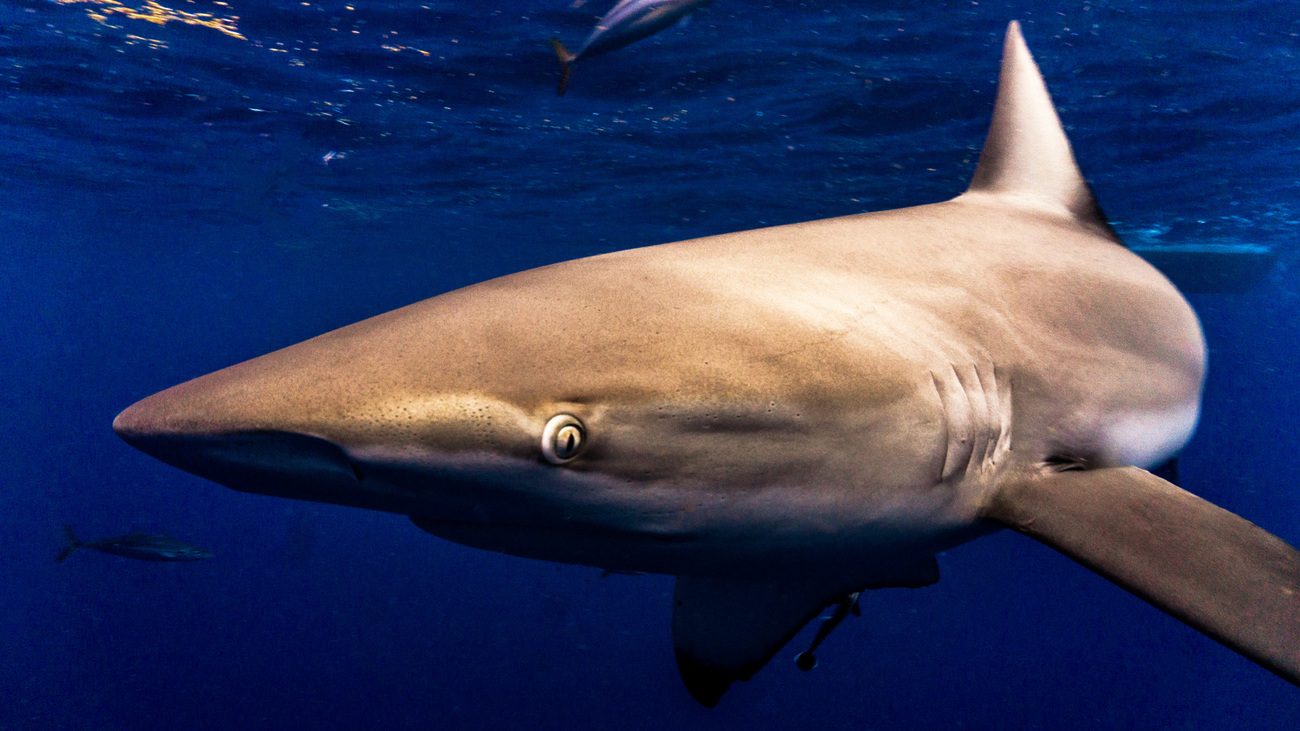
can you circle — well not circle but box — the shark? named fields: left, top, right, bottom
left=113, top=22, right=1300, bottom=706
left=550, top=0, right=716, bottom=95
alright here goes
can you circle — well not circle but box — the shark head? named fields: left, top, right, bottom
left=114, top=22, right=1300, bottom=707
left=113, top=227, right=964, bottom=578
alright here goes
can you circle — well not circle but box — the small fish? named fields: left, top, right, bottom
left=550, top=0, right=716, bottom=96
left=56, top=525, right=213, bottom=563
left=793, top=591, right=861, bottom=672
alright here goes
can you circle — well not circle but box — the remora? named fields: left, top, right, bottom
left=114, top=22, right=1300, bottom=706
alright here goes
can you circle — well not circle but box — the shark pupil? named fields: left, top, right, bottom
left=557, top=426, right=580, bottom=458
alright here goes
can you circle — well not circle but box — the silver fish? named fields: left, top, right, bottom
left=550, top=0, right=716, bottom=95
left=56, top=525, right=213, bottom=563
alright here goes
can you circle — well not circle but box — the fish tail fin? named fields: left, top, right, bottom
left=550, top=38, right=575, bottom=96
left=56, top=525, right=81, bottom=563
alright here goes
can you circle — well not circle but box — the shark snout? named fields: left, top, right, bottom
left=112, top=391, right=177, bottom=445
left=113, top=379, right=375, bottom=506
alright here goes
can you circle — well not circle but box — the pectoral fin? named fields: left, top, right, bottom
left=672, top=559, right=939, bottom=706
left=983, top=466, right=1300, bottom=686
left=672, top=576, right=835, bottom=707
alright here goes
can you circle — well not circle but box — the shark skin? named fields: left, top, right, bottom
left=114, top=23, right=1300, bottom=706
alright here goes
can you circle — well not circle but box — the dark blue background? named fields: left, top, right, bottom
left=3, top=1, right=1298, bottom=728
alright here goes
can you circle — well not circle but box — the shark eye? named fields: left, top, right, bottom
left=542, top=414, right=585, bottom=465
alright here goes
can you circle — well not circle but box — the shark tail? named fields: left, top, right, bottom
left=550, top=38, right=575, bottom=96
left=55, top=525, right=81, bottom=563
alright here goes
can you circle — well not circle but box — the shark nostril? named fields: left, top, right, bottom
left=348, top=459, right=364, bottom=482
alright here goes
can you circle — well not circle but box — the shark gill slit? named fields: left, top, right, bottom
left=963, top=364, right=992, bottom=474
left=933, top=363, right=1014, bottom=482
left=932, top=367, right=974, bottom=482
left=930, top=372, right=950, bottom=482
left=977, top=364, right=998, bottom=465
left=995, top=366, right=1013, bottom=465
left=979, top=362, right=1008, bottom=468
left=948, top=364, right=975, bottom=479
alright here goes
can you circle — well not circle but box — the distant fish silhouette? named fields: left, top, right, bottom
left=56, top=525, right=213, bottom=563
left=550, top=0, right=716, bottom=95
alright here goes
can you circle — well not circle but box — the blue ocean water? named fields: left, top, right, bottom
left=3, top=0, right=1299, bottom=727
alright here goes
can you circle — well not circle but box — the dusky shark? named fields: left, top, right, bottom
left=550, top=0, right=716, bottom=95
left=113, top=22, right=1300, bottom=706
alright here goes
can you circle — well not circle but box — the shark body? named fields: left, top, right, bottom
left=114, top=23, right=1300, bottom=705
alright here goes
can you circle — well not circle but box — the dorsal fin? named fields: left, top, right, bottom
left=963, top=21, right=1118, bottom=240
